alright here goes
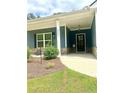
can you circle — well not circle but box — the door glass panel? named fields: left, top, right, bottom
left=80, top=36, right=83, bottom=40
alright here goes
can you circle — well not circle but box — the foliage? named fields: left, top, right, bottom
left=43, top=47, right=59, bottom=60
left=27, top=13, right=41, bottom=20
left=46, top=62, right=55, bottom=69
left=27, top=13, right=36, bottom=20
left=27, top=48, right=31, bottom=59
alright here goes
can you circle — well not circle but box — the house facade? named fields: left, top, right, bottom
left=27, top=2, right=97, bottom=57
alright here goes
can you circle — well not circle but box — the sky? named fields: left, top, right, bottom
left=27, top=0, right=95, bottom=17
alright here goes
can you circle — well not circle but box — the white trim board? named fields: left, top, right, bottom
left=65, top=25, right=67, bottom=48
left=70, top=27, right=91, bottom=31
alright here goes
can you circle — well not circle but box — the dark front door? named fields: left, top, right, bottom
left=76, top=34, right=85, bottom=52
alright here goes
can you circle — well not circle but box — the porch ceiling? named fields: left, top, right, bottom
left=27, top=8, right=96, bottom=31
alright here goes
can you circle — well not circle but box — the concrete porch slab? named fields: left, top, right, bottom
left=60, top=53, right=97, bottom=77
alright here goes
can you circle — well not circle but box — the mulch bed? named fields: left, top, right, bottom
left=27, top=58, right=66, bottom=79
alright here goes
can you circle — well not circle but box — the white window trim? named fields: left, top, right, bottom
left=65, top=25, right=67, bottom=48
left=36, top=32, right=52, bottom=48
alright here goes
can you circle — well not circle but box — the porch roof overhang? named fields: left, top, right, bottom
left=27, top=8, right=96, bottom=31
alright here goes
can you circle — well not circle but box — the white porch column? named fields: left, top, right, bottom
left=65, top=25, right=67, bottom=48
left=56, top=20, right=61, bottom=56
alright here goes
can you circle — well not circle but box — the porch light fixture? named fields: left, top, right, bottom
left=73, top=44, right=75, bottom=48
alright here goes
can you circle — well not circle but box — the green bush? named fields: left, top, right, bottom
left=44, top=47, right=59, bottom=60
left=27, top=48, right=31, bottom=59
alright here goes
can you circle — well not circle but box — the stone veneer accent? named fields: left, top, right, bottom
left=61, top=48, right=69, bottom=54
left=92, top=47, right=97, bottom=57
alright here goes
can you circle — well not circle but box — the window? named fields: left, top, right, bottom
left=36, top=33, right=52, bottom=48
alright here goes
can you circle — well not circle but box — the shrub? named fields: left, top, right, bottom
left=27, top=48, right=31, bottom=59
left=44, top=47, right=59, bottom=60
left=46, top=62, right=55, bottom=69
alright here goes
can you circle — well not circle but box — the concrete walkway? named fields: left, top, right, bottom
left=60, top=53, right=97, bottom=77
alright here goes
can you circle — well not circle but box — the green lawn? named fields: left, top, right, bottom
left=28, top=68, right=97, bottom=93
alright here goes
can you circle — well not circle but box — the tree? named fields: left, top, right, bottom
left=37, top=15, right=40, bottom=18
left=27, top=13, right=36, bottom=20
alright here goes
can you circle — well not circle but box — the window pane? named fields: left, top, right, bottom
left=45, top=41, right=51, bottom=47
left=45, top=34, right=51, bottom=40
left=37, top=34, right=43, bottom=40
left=38, top=41, right=43, bottom=47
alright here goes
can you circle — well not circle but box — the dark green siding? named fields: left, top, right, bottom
left=60, top=26, right=65, bottom=48
left=91, top=16, right=96, bottom=47
left=66, top=27, right=71, bottom=48
left=27, top=31, right=35, bottom=48
left=27, top=23, right=95, bottom=51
